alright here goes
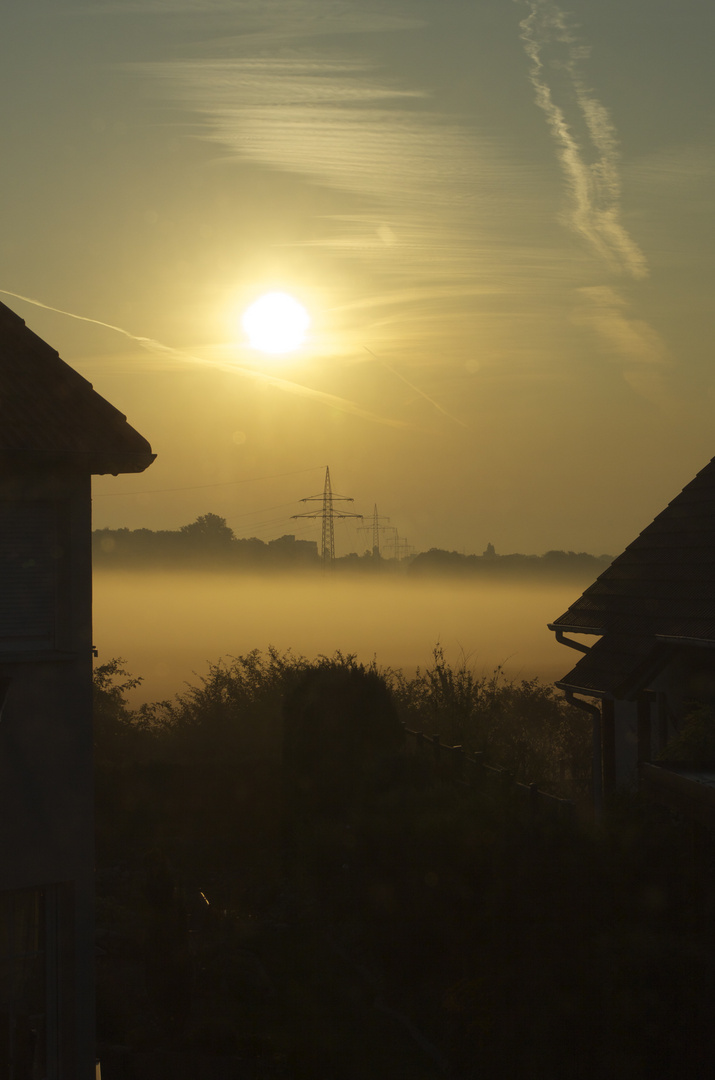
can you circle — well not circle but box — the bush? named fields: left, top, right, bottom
left=389, top=645, right=591, bottom=795
left=283, top=657, right=404, bottom=817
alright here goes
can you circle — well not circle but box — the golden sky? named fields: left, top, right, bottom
left=2, top=0, right=714, bottom=556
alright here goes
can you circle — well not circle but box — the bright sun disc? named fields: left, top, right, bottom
left=241, top=292, right=311, bottom=354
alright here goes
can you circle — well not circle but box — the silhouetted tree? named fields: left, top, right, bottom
left=179, top=512, right=235, bottom=545
left=93, top=657, right=152, bottom=765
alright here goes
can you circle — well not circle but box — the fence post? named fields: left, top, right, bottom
left=432, top=734, right=441, bottom=765
left=452, top=746, right=465, bottom=782
left=470, top=751, right=484, bottom=788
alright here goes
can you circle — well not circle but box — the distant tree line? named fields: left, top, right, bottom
left=94, top=513, right=612, bottom=578
left=93, top=513, right=320, bottom=570
left=408, top=546, right=613, bottom=579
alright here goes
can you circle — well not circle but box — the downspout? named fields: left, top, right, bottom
left=548, top=625, right=603, bottom=819
left=549, top=627, right=591, bottom=655
left=564, top=691, right=603, bottom=822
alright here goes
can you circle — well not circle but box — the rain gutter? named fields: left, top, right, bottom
left=549, top=624, right=607, bottom=817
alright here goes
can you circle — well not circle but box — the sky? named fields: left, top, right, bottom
left=2, top=0, right=714, bottom=557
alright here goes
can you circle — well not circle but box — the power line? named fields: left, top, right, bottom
left=93, top=464, right=326, bottom=498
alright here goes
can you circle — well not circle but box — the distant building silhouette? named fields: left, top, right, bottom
left=550, top=455, right=715, bottom=809
left=0, top=301, right=154, bottom=1078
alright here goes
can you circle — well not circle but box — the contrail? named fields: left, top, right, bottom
left=364, top=347, right=472, bottom=430
left=0, top=288, right=415, bottom=430
left=517, top=0, right=647, bottom=278
left=0, top=288, right=169, bottom=349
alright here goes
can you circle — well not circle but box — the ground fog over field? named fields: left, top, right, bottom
left=93, top=571, right=584, bottom=706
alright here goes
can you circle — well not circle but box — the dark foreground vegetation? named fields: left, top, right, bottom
left=94, top=649, right=715, bottom=1078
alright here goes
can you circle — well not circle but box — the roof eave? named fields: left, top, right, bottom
left=548, top=622, right=604, bottom=636
left=0, top=449, right=156, bottom=474
left=554, top=680, right=608, bottom=700
left=91, top=452, right=157, bottom=475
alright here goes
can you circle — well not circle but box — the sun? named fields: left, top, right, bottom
left=241, top=291, right=311, bottom=355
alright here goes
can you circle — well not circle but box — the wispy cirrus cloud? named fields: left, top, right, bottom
left=515, top=0, right=676, bottom=403
left=574, top=286, right=674, bottom=406
left=576, top=287, right=668, bottom=367
left=517, top=0, right=647, bottom=279
left=133, top=54, right=487, bottom=211
left=92, top=0, right=422, bottom=37
left=111, top=0, right=669, bottom=404
left=129, top=42, right=549, bottom=321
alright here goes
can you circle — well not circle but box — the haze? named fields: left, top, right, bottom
left=93, top=570, right=582, bottom=706
left=2, top=1, right=714, bottom=559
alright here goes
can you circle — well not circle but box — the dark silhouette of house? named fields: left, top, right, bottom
left=549, top=454, right=715, bottom=805
left=0, top=301, right=154, bottom=1078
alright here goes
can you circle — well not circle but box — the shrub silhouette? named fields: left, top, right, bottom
left=390, top=644, right=590, bottom=797
left=282, top=657, right=404, bottom=817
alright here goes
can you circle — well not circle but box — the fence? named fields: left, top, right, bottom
left=402, top=727, right=575, bottom=824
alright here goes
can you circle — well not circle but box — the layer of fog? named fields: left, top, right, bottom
left=92, top=571, right=583, bottom=706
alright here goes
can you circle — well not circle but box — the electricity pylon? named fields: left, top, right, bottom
left=292, top=466, right=362, bottom=567
left=387, top=527, right=413, bottom=561
left=358, top=504, right=390, bottom=557
left=396, top=537, right=414, bottom=561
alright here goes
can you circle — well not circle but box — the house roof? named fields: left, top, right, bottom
left=0, top=301, right=155, bottom=474
left=551, top=454, right=715, bottom=697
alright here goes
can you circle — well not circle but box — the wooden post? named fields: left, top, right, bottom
left=432, top=734, right=441, bottom=764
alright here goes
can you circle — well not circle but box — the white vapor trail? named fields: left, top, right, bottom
left=0, top=289, right=415, bottom=430
left=364, top=347, right=472, bottom=430
left=0, top=288, right=170, bottom=350
left=518, top=0, right=647, bottom=278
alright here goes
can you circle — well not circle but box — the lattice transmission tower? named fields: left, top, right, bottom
left=387, top=527, right=413, bottom=561
left=292, top=466, right=362, bottom=567
left=358, top=504, right=390, bottom=558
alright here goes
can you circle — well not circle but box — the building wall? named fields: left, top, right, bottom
left=0, top=464, right=95, bottom=1079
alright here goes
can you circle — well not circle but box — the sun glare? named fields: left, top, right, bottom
left=241, top=292, right=311, bottom=355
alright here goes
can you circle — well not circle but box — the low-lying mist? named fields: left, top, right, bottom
left=92, top=570, right=582, bottom=706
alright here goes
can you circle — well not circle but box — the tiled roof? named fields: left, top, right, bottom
left=552, top=455, right=715, bottom=696
left=0, top=301, right=155, bottom=474
left=554, top=637, right=672, bottom=699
